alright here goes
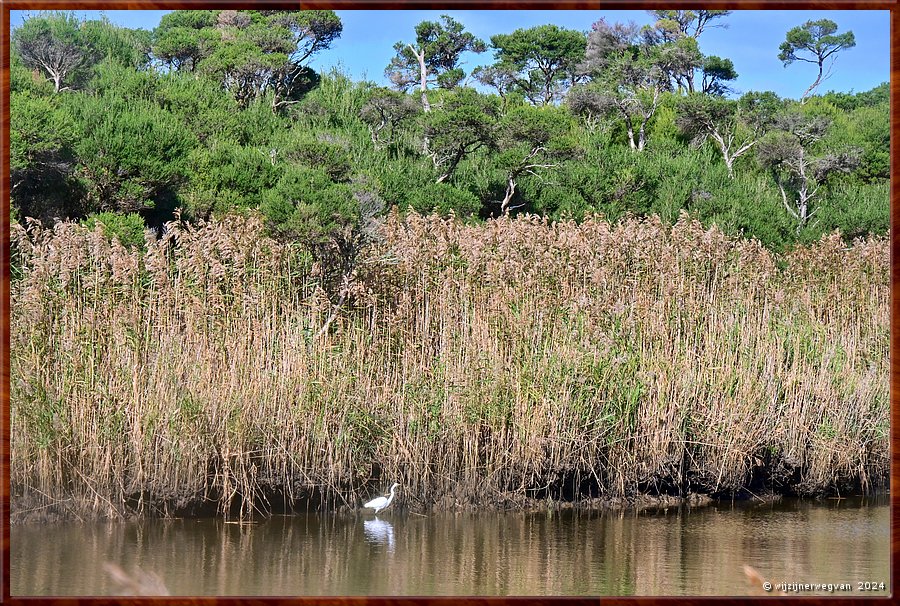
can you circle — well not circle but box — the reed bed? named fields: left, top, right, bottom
left=10, top=211, right=889, bottom=520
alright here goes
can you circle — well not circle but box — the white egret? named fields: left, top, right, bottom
left=364, top=483, right=400, bottom=513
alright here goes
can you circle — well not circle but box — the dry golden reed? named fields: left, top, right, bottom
left=10, top=211, right=889, bottom=520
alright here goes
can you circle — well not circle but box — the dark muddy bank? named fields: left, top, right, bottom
left=12, top=467, right=885, bottom=524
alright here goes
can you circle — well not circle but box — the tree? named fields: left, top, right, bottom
left=10, top=90, right=80, bottom=222
left=756, top=111, right=860, bottom=230
left=698, top=55, right=738, bottom=96
left=479, top=25, right=586, bottom=105
left=151, top=11, right=220, bottom=72
left=13, top=12, right=91, bottom=93
left=79, top=16, right=151, bottom=69
left=778, top=19, right=855, bottom=102
left=573, top=19, right=670, bottom=152
left=10, top=91, right=74, bottom=190
left=359, top=88, right=420, bottom=149
left=407, top=182, right=481, bottom=217
left=645, top=10, right=732, bottom=41
left=469, top=64, right=519, bottom=102
left=676, top=91, right=781, bottom=178
left=642, top=10, right=736, bottom=94
left=154, top=10, right=341, bottom=112
left=208, top=10, right=339, bottom=112
left=494, top=105, right=578, bottom=213
left=185, top=141, right=277, bottom=219
left=386, top=15, right=486, bottom=112
left=423, top=88, right=499, bottom=183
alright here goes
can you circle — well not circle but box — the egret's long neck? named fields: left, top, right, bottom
left=386, top=485, right=396, bottom=505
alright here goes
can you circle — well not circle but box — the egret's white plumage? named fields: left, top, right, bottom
left=364, top=482, right=400, bottom=513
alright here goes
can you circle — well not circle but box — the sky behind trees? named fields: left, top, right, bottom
left=9, top=9, right=889, bottom=99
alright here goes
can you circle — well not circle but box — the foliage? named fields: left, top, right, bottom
left=494, top=105, right=579, bottom=212
left=8, top=10, right=888, bottom=252
left=778, top=19, right=856, bottom=100
left=575, top=19, right=670, bottom=152
left=155, top=9, right=341, bottom=111
left=675, top=90, right=781, bottom=177
left=10, top=213, right=888, bottom=518
left=68, top=93, right=196, bottom=223
left=424, top=88, right=499, bottom=183
left=480, top=25, right=586, bottom=105
left=7, top=15, right=889, bottom=520
left=82, top=211, right=147, bottom=251
left=260, top=165, right=356, bottom=243
left=10, top=90, right=81, bottom=222
left=407, top=182, right=481, bottom=217
left=756, top=110, right=861, bottom=230
left=151, top=10, right=219, bottom=70
left=360, top=87, right=420, bottom=148
left=386, top=15, right=486, bottom=95
left=13, top=11, right=93, bottom=93
left=80, top=16, right=151, bottom=69
left=642, top=10, right=736, bottom=94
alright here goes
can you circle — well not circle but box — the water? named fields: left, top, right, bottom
left=11, top=496, right=889, bottom=596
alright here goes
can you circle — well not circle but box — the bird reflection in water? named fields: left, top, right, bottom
left=363, top=518, right=395, bottom=553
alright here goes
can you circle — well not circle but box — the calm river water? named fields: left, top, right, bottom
left=11, top=496, right=889, bottom=596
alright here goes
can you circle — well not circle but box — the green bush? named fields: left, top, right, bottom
left=185, top=141, right=278, bottom=218
left=260, top=165, right=358, bottom=243
left=406, top=182, right=481, bottom=218
left=82, top=211, right=147, bottom=251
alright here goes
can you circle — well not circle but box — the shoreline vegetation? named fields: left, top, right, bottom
left=10, top=211, right=889, bottom=523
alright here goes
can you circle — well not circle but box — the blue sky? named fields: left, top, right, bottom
left=10, top=9, right=889, bottom=99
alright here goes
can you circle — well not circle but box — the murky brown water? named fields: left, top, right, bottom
left=11, top=496, right=890, bottom=596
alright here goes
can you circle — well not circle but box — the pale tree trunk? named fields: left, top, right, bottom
left=724, top=155, right=735, bottom=178
left=623, top=112, right=637, bottom=151
left=636, top=88, right=661, bottom=152
left=710, top=130, right=757, bottom=179
left=314, top=274, right=351, bottom=340
left=500, top=148, right=554, bottom=213
left=501, top=175, right=516, bottom=213
left=409, top=44, right=432, bottom=157
left=36, top=56, right=67, bottom=93
left=410, top=44, right=430, bottom=113
left=795, top=147, right=811, bottom=224
left=800, top=61, right=825, bottom=104
left=776, top=148, right=819, bottom=233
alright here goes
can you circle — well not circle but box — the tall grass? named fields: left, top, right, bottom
left=10, top=211, right=889, bottom=520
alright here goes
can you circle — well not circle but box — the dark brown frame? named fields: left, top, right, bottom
left=0, top=1, right=896, bottom=604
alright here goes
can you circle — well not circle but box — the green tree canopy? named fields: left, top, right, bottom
left=478, top=25, right=586, bottom=105
left=68, top=93, right=197, bottom=223
left=644, top=10, right=732, bottom=41
left=424, top=88, right=499, bottom=183
left=13, top=12, right=93, bottom=93
left=80, top=16, right=151, bottom=69
left=153, top=10, right=341, bottom=112
left=778, top=19, right=856, bottom=101
left=757, top=109, right=860, bottom=229
left=386, top=15, right=486, bottom=112
left=573, top=19, right=670, bottom=152
left=676, top=90, right=781, bottom=177
left=494, top=105, right=578, bottom=213
left=642, top=11, right=736, bottom=95
left=359, top=87, right=420, bottom=149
